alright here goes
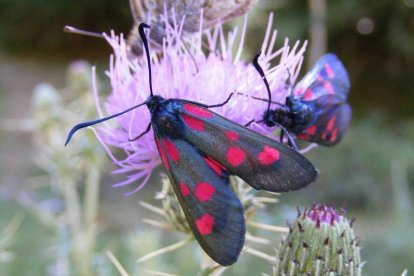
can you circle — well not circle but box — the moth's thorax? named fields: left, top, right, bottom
left=265, top=97, right=314, bottom=133
left=147, top=96, right=185, bottom=138
left=288, top=98, right=315, bottom=133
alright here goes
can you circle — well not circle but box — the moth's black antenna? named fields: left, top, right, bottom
left=65, top=23, right=156, bottom=147
left=252, top=53, right=272, bottom=113
left=138, top=23, right=154, bottom=96
left=65, top=102, right=147, bottom=146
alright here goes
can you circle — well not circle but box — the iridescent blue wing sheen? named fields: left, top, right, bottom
left=180, top=102, right=318, bottom=193
left=296, top=95, right=352, bottom=146
left=293, top=53, right=350, bottom=101
left=154, top=136, right=244, bottom=266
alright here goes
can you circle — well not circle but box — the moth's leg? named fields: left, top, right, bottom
left=188, top=93, right=234, bottom=109
left=129, top=122, right=152, bottom=141
left=271, top=120, right=299, bottom=151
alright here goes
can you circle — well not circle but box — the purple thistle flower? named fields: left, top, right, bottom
left=305, top=204, right=341, bottom=227
left=92, top=14, right=308, bottom=194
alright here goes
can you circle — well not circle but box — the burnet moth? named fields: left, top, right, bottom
left=65, top=23, right=317, bottom=266
left=254, top=53, right=351, bottom=147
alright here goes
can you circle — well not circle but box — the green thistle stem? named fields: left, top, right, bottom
left=62, top=174, right=81, bottom=235
left=61, top=166, right=101, bottom=276
left=61, top=174, right=89, bottom=275
left=84, top=166, right=100, bottom=229
left=84, top=166, right=100, bottom=259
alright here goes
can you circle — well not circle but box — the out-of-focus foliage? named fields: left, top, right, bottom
left=303, top=115, right=414, bottom=211
left=0, top=0, right=131, bottom=57
left=23, top=61, right=110, bottom=275
left=0, top=214, right=22, bottom=275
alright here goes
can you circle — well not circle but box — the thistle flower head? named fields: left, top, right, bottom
left=93, top=14, right=307, bottom=193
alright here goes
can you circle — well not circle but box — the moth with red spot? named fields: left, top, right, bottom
left=65, top=23, right=317, bottom=266
left=256, top=53, right=351, bottom=147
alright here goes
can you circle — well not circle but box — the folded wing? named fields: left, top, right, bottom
left=297, top=95, right=352, bottom=146
left=293, top=53, right=350, bottom=101
left=180, top=103, right=318, bottom=192
left=155, top=136, right=245, bottom=266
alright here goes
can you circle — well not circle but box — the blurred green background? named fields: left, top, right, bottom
left=0, top=0, right=413, bottom=275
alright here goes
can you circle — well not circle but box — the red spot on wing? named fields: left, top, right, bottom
left=183, top=103, right=213, bottom=118
left=195, top=182, right=215, bottom=202
left=155, top=139, right=170, bottom=170
left=326, top=117, right=336, bottom=131
left=196, top=214, right=215, bottom=235
left=306, top=125, right=317, bottom=135
left=226, top=146, right=246, bottom=167
left=204, top=156, right=225, bottom=177
left=182, top=114, right=205, bottom=131
left=323, top=81, right=334, bottom=94
left=225, top=131, right=239, bottom=141
left=330, top=128, right=339, bottom=142
left=324, top=64, right=335, bottom=78
left=163, top=138, right=180, bottom=162
left=303, top=89, right=314, bottom=100
left=180, top=183, right=190, bottom=196
left=258, top=146, right=280, bottom=165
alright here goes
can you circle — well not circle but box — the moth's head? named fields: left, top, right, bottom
left=146, top=95, right=165, bottom=113
left=263, top=105, right=291, bottom=128
left=262, top=109, right=274, bottom=127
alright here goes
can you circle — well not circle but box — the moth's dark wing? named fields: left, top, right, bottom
left=297, top=95, right=352, bottom=146
left=293, top=53, right=350, bottom=101
left=180, top=103, right=318, bottom=192
left=155, top=137, right=245, bottom=266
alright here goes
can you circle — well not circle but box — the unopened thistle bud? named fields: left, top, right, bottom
left=273, top=204, right=364, bottom=276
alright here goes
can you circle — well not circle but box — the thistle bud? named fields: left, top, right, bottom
left=273, top=204, right=363, bottom=275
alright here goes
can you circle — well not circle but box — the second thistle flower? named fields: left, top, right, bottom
left=273, top=205, right=364, bottom=275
